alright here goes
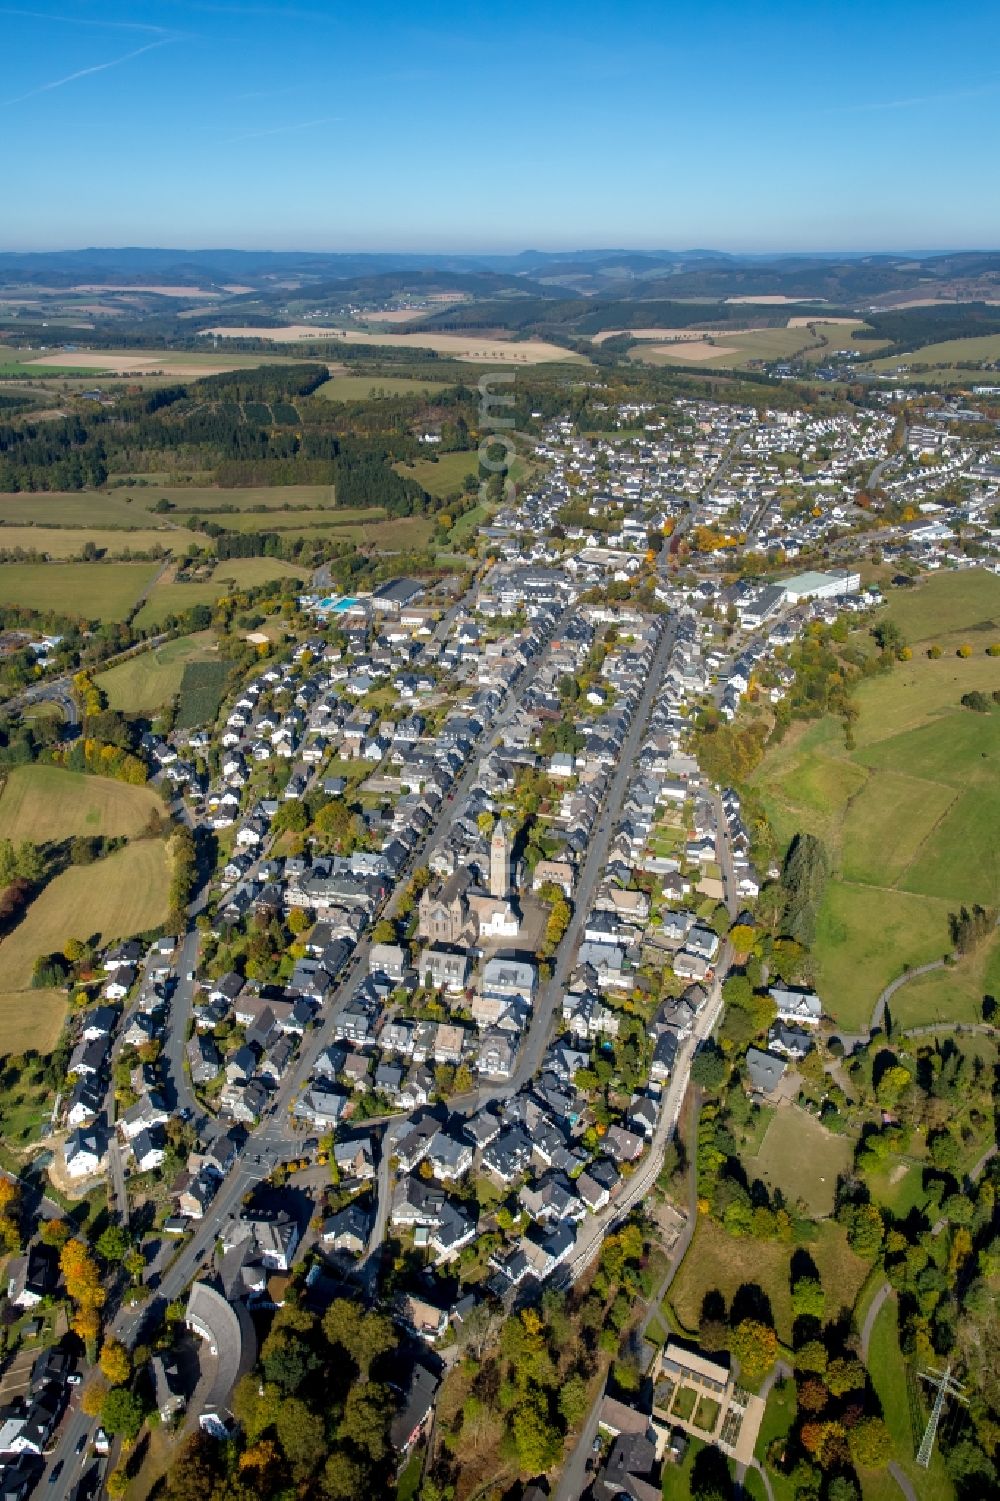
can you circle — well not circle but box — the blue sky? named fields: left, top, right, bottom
left=3, top=0, right=999, bottom=252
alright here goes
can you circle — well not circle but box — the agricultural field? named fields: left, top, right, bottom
left=864, top=330, right=1000, bottom=373
left=633, top=326, right=823, bottom=369
left=0, top=560, right=158, bottom=620
left=124, top=483, right=338, bottom=512
left=749, top=571, right=1000, bottom=1031
left=205, top=324, right=588, bottom=364
left=9, top=347, right=314, bottom=380
left=669, top=1216, right=868, bottom=1347
left=0, top=525, right=200, bottom=558
left=191, top=508, right=343, bottom=534
left=0, top=839, right=172, bottom=1056
left=0, top=492, right=149, bottom=528
left=315, top=374, right=450, bottom=400
left=132, top=557, right=307, bottom=628
left=287, top=517, right=436, bottom=551
left=742, top=1104, right=853, bottom=1218
left=796, top=319, right=889, bottom=361
left=96, top=631, right=219, bottom=713
left=394, top=450, right=480, bottom=499
left=0, top=989, right=65, bottom=1058
left=0, top=765, right=163, bottom=843
left=176, top=658, right=231, bottom=729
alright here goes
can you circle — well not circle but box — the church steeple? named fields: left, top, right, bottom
left=489, top=820, right=511, bottom=899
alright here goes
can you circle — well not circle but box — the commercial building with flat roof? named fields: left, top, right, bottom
left=779, top=569, right=860, bottom=604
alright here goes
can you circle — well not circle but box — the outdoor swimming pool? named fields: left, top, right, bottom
left=318, top=596, right=359, bottom=612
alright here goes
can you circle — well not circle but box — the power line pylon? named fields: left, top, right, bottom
left=916, top=1364, right=967, bottom=1469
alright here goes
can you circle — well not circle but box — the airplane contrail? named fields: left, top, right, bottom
left=0, top=7, right=171, bottom=32
left=0, top=38, right=171, bottom=108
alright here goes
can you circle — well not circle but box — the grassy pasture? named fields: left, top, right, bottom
left=0, top=361, right=109, bottom=378
left=669, top=1216, right=868, bottom=1346
left=743, top=1104, right=853, bottom=1218
left=749, top=572, right=1000, bottom=1029
left=883, top=569, right=1000, bottom=643
left=132, top=557, right=307, bottom=628
left=899, top=784, right=1000, bottom=906
left=0, top=561, right=158, bottom=620
left=288, top=517, right=436, bottom=551
left=96, top=631, right=219, bottom=712
left=0, top=990, right=66, bottom=1057
left=0, top=766, right=164, bottom=843
left=864, top=1298, right=952, bottom=1501
left=315, top=374, right=450, bottom=400
left=395, top=451, right=479, bottom=499
left=206, top=324, right=587, bottom=364
left=887, top=934, right=1000, bottom=1029
left=132, top=483, right=338, bottom=512
left=814, top=883, right=952, bottom=1034
left=0, top=525, right=201, bottom=558
left=864, top=330, right=1000, bottom=372
left=0, top=839, right=172, bottom=1055
left=0, top=493, right=149, bottom=527
left=634, top=326, right=822, bottom=369
left=838, top=771, right=957, bottom=887
left=797, top=320, right=888, bottom=361
left=192, top=508, right=344, bottom=533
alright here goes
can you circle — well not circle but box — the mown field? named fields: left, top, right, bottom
left=96, top=631, right=219, bottom=713
left=669, top=1216, right=868, bottom=1347
left=0, top=838, right=172, bottom=1056
left=750, top=571, right=1000, bottom=1032
left=0, top=492, right=148, bottom=527
left=887, top=935, right=1000, bottom=1029
left=394, top=450, right=479, bottom=499
left=633, top=326, right=823, bottom=369
left=132, top=557, right=307, bottom=628
left=865, top=330, right=1000, bottom=372
left=0, top=525, right=202, bottom=558
left=288, top=517, right=437, bottom=551
left=0, top=765, right=163, bottom=843
left=315, top=374, right=450, bottom=400
left=0, top=560, right=158, bottom=620
left=797, top=320, right=889, bottom=362
left=742, top=1104, right=853, bottom=1218
left=123, top=483, right=338, bottom=512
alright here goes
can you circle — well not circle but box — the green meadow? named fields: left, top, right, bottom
left=750, top=571, right=1000, bottom=1031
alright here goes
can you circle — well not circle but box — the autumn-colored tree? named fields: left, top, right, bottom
left=100, top=1339, right=131, bottom=1388
left=847, top=1202, right=884, bottom=1260
left=795, top=1340, right=829, bottom=1375
left=729, top=1319, right=777, bottom=1387
left=81, top=1376, right=108, bottom=1417
left=0, top=1175, right=20, bottom=1253
left=797, top=1378, right=830, bottom=1413
left=239, top=1438, right=282, bottom=1485
left=826, top=1357, right=867, bottom=1396
left=105, top=1468, right=128, bottom=1498
left=727, top=924, right=757, bottom=956
left=39, top=1218, right=70, bottom=1247
left=61, top=1237, right=106, bottom=1355
left=849, top=1416, right=892, bottom=1469
left=232, top=1376, right=282, bottom=1443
